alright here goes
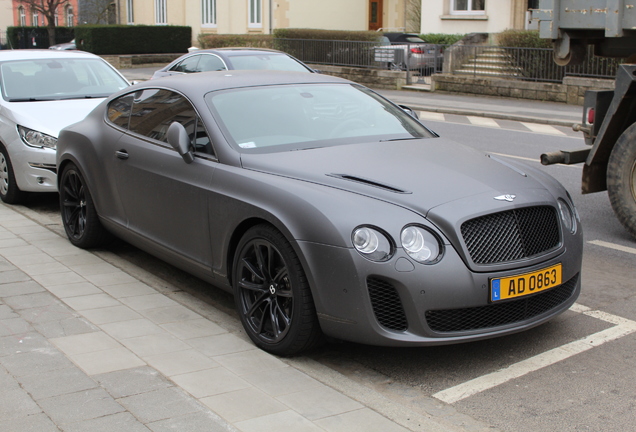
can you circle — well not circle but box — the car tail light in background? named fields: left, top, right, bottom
left=410, top=47, right=424, bottom=54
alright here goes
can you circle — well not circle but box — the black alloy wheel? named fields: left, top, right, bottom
left=60, top=163, right=110, bottom=248
left=233, top=225, right=322, bottom=356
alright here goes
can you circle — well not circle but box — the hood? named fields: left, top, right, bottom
left=240, top=138, right=549, bottom=217
left=4, top=98, right=104, bottom=138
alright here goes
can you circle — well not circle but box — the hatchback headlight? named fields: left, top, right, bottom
left=557, top=198, right=577, bottom=234
left=18, top=126, right=57, bottom=149
left=401, top=225, right=443, bottom=264
left=352, top=226, right=393, bottom=262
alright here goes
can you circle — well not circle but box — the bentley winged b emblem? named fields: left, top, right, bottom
left=494, top=194, right=516, bottom=202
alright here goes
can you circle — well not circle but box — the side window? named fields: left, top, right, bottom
left=172, top=55, right=200, bottom=73
left=198, top=54, right=226, bottom=72
left=107, top=93, right=134, bottom=129
left=127, top=88, right=215, bottom=155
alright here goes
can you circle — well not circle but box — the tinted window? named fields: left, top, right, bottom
left=198, top=54, right=227, bottom=72
left=107, top=93, right=134, bottom=129
left=127, top=89, right=214, bottom=155
left=172, top=55, right=201, bottom=73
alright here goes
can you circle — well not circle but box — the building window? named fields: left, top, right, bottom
left=202, top=0, right=216, bottom=26
left=18, top=7, right=26, bottom=26
left=66, top=6, right=74, bottom=26
left=32, top=10, right=39, bottom=26
left=451, top=0, right=485, bottom=14
left=155, top=0, right=167, bottom=24
left=248, top=0, right=262, bottom=28
left=127, top=0, right=134, bottom=24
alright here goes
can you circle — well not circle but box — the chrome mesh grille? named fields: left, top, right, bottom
left=367, top=277, right=408, bottom=331
left=461, top=206, right=560, bottom=265
left=425, top=274, right=578, bottom=333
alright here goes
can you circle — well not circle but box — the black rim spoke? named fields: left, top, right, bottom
left=62, top=171, right=87, bottom=239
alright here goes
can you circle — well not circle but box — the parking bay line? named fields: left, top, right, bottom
left=432, top=303, right=636, bottom=404
left=588, top=240, right=636, bottom=255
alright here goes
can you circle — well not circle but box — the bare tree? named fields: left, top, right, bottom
left=406, top=0, right=421, bottom=34
left=79, top=0, right=115, bottom=24
left=18, top=0, right=70, bottom=46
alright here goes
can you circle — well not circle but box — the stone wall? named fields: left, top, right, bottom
left=309, top=65, right=408, bottom=90
left=432, top=74, right=615, bottom=105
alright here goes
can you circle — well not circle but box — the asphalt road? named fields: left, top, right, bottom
left=19, top=115, right=636, bottom=432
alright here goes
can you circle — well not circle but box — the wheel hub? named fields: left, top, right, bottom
left=269, top=283, right=276, bottom=295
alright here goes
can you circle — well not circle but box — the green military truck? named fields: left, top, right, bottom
left=535, top=0, right=636, bottom=238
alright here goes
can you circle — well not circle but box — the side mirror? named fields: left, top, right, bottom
left=399, top=105, right=419, bottom=119
left=167, top=122, right=194, bottom=164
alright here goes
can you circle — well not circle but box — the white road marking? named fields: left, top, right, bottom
left=417, top=111, right=445, bottom=122
left=521, top=122, right=567, bottom=136
left=467, top=116, right=500, bottom=128
left=433, top=303, right=636, bottom=404
left=588, top=240, right=636, bottom=255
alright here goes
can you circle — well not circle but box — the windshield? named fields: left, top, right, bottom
left=0, top=58, right=129, bottom=102
left=226, top=54, right=310, bottom=72
left=206, top=83, right=434, bottom=152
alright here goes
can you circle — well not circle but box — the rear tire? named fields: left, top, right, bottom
left=233, top=224, right=323, bottom=356
left=607, top=123, right=636, bottom=238
left=59, top=163, right=111, bottom=248
left=0, top=145, right=25, bottom=204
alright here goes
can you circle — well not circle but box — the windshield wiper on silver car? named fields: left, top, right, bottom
left=379, top=137, right=421, bottom=142
left=7, top=97, right=58, bottom=102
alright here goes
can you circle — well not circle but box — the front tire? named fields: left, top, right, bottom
left=607, top=123, right=636, bottom=238
left=0, top=145, right=24, bottom=204
left=233, top=224, right=322, bottom=356
left=59, top=163, right=111, bottom=248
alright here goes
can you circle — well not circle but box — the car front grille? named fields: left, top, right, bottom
left=367, top=277, right=408, bottom=331
left=461, top=206, right=560, bottom=265
left=425, top=273, right=578, bottom=333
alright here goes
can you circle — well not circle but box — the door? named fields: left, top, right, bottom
left=369, top=0, right=383, bottom=31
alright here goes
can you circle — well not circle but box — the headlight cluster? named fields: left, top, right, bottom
left=18, top=126, right=57, bottom=149
left=352, top=225, right=443, bottom=264
left=557, top=198, right=577, bottom=234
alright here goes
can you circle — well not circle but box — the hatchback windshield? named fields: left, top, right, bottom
left=1, top=58, right=129, bottom=101
left=206, top=83, right=434, bottom=152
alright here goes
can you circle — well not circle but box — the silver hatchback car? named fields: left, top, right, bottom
left=0, top=50, right=129, bottom=203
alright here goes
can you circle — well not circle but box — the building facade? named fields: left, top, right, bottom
left=420, top=0, right=532, bottom=35
left=11, top=0, right=79, bottom=28
left=114, top=0, right=410, bottom=45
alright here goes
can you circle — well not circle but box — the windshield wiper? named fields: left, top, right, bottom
left=379, top=137, right=421, bottom=142
left=7, top=97, right=55, bottom=102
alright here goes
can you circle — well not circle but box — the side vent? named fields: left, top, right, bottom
left=367, top=277, right=408, bottom=331
left=328, top=174, right=411, bottom=194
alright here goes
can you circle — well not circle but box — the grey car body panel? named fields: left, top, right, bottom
left=57, top=70, right=583, bottom=347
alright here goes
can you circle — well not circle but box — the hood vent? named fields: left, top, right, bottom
left=328, top=174, right=411, bottom=194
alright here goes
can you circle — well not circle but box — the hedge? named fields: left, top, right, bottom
left=74, top=25, right=191, bottom=55
left=6, top=26, right=74, bottom=49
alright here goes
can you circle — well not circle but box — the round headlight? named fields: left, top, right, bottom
left=401, top=226, right=442, bottom=264
left=352, top=227, right=392, bottom=261
left=557, top=198, right=576, bottom=234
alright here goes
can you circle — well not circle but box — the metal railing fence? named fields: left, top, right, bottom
left=447, top=44, right=622, bottom=82
left=273, top=38, right=393, bottom=69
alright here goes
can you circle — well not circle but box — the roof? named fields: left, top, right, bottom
left=0, top=49, right=102, bottom=62
left=137, top=69, right=350, bottom=93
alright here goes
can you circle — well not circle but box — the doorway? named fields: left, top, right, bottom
left=369, top=0, right=383, bottom=31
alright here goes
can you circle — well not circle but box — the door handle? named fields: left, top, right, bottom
left=116, top=150, right=129, bottom=160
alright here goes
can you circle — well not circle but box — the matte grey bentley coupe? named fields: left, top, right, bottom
left=56, top=71, right=583, bottom=356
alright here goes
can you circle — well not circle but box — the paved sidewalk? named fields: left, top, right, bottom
left=0, top=202, right=491, bottom=432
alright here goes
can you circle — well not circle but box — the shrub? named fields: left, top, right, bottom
left=74, top=25, right=191, bottom=55
left=419, top=33, right=465, bottom=45
left=198, top=34, right=274, bottom=49
left=6, top=26, right=74, bottom=49
left=497, top=30, right=551, bottom=48
left=273, top=28, right=381, bottom=42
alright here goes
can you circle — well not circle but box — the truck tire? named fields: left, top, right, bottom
left=607, top=123, right=636, bottom=238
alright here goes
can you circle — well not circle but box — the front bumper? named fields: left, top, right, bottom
left=297, top=237, right=582, bottom=347
left=6, top=136, right=57, bottom=193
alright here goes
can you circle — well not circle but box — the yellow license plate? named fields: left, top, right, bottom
left=490, top=264, right=562, bottom=302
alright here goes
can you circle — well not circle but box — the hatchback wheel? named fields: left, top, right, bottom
left=0, top=145, right=24, bottom=204
left=233, top=224, right=322, bottom=356
left=60, top=163, right=110, bottom=248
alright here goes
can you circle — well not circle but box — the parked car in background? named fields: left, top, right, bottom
left=377, top=33, right=443, bottom=74
left=151, top=48, right=316, bottom=79
left=57, top=70, right=582, bottom=356
left=48, top=39, right=76, bottom=50
left=0, top=50, right=129, bottom=204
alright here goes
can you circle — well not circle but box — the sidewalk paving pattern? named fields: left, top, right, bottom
left=0, top=203, right=492, bottom=432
